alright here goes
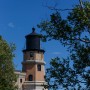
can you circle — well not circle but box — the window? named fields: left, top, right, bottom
left=29, top=75, right=33, bottom=81
left=37, top=64, right=41, bottom=71
left=30, top=52, right=34, bottom=57
left=20, top=79, right=22, bottom=83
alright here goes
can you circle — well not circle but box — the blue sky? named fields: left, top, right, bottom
left=0, top=0, right=80, bottom=70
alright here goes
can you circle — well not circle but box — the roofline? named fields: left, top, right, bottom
left=22, top=49, right=45, bottom=53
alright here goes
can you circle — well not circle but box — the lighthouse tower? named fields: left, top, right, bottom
left=22, top=28, right=47, bottom=90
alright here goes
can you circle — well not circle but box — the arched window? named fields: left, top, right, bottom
left=28, top=75, right=33, bottom=81
left=30, top=52, right=34, bottom=57
left=20, top=79, right=22, bottom=83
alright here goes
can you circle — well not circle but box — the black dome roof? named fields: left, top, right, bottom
left=25, top=28, right=40, bottom=38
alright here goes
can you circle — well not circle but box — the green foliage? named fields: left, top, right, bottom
left=38, top=1, right=90, bottom=90
left=0, top=36, right=17, bottom=90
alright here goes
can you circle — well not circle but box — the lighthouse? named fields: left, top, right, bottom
left=22, top=28, right=47, bottom=90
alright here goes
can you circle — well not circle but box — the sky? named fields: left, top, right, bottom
left=0, top=0, right=80, bottom=70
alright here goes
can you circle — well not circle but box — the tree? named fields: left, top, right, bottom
left=0, top=36, right=17, bottom=90
left=38, top=1, right=90, bottom=90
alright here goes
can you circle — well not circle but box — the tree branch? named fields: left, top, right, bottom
left=67, top=38, right=90, bottom=43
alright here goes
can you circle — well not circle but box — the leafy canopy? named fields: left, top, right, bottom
left=0, top=36, right=17, bottom=90
left=38, top=1, right=90, bottom=90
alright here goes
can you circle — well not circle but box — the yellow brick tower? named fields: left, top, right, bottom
left=22, top=28, right=47, bottom=90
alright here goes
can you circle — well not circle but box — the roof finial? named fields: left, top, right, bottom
left=32, top=27, right=35, bottom=32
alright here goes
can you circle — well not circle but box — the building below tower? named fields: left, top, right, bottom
left=15, top=28, right=48, bottom=90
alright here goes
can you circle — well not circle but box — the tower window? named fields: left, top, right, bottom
left=30, top=52, right=34, bottom=57
left=37, top=64, right=41, bottom=71
left=29, top=75, right=33, bottom=81
left=20, top=79, right=22, bottom=83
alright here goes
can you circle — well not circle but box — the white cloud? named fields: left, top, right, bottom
left=8, top=22, right=15, bottom=28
